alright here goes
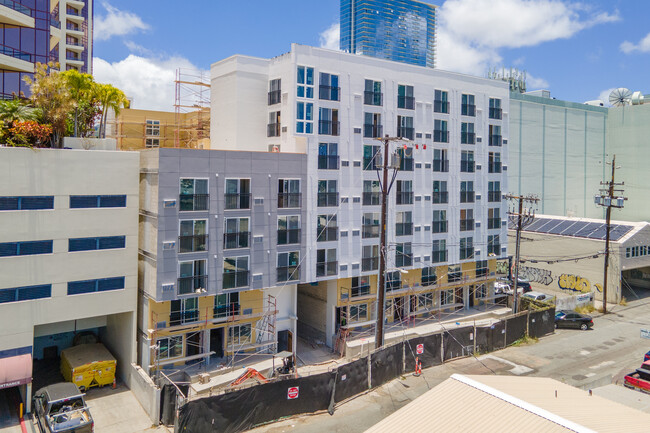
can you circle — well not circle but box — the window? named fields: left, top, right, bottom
left=297, top=66, right=314, bottom=98
left=157, top=336, right=183, bottom=360
left=317, top=180, right=338, bottom=207
left=351, top=276, right=370, bottom=297
left=363, top=145, right=380, bottom=170
left=432, top=210, right=447, bottom=233
left=461, top=151, right=475, bottom=173
left=0, top=240, right=52, bottom=257
left=386, top=270, right=401, bottom=290
left=317, top=214, right=338, bottom=242
left=460, top=181, right=474, bottom=203
left=229, top=324, right=252, bottom=346
left=396, top=242, right=412, bottom=267
left=179, top=178, right=208, bottom=211
left=145, top=138, right=159, bottom=148
left=396, top=180, right=413, bottom=205
left=488, top=208, right=501, bottom=230
left=476, top=260, right=488, bottom=278
left=318, top=108, right=339, bottom=135
left=67, top=276, right=125, bottom=295
left=489, top=152, right=502, bottom=173
left=145, top=119, right=160, bottom=136
left=178, top=259, right=207, bottom=295
left=460, top=237, right=474, bottom=260
left=319, top=73, right=339, bottom=101
left=267, top=111, right=281, bottom=137
left=224, top=217, right=249, bottom=249
left=397, top=115, right=414, bottom=140
left=0, top=284, right=51, bottom=304
left=225, top=178, right=250, bottom=210
left=69, top=236, right=126, bottom=252
left=397, top=84, right=414, bottom=109
left=363, top=180, right=381, bottom=206
left=440, top=289, right=454, bottom=306
left=362, top=212, right=380, bottom=238
left=317, top=248, right=337, bottom=277
left=434, top=90, right=449, bottom=113
left=362, top=245, right=379, bottom=271
left=489, top=124, right=502, bottom=146
left=396, top=211, right=413, bottom=236
left=223, top=256, right=249, bottom=289
left=432, top=240, right=447, bottom=263
left=170, top=298, right=199, bottom=325
left=296, top=101, right=313, bottom=134
left=278, top=179, right=301, bottom=208
left=488, top=181, right=501, bottom=202
left=349, top=304, right=368, bottom=322
left=433, top=149, right=449, bottom=172
left=397, top=147, right=414, bottom=171
left=364, top=112, right=382, bottom=138
left=461, top=122, right=475, bottom=144
left=422, top=267, right=436, bottom=286
left=432, top=181, right=448, bottom=204
left=278, top=215, right=300, bottom=245
left=214, top=292, right=240, bottom=319
left=268, top=78, right=281, bottom=105
left=462, top=94, right=476, bottom=116
left=418, top=293, right=434, bottom=310
left=460, top=209, right=474, bottom=231
left=364, top=79, right=382, bottom=105
left=277, top=251, right=300, bottom=282
left=448, top=264, right=462, bottom=282
left=178, top=219, right=209, bottom=253
left=434, top=119, right=448, bottom=143
left=488, top=235, right=501, bottom=255
left=318, top=143, right=339, bottom=169
left=70, top=195, right=127, bottom=208
left=0, top=196, right=54, bottom=211
left=489, top=98, right=502, bottom=120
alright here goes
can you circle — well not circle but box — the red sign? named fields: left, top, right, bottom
left=416, top=344, right=424, bottom=355
left=287, top=386, right=299, bottom=400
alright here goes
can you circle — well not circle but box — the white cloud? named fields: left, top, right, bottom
left=597, top=88, right=617, bottom=106
left=620, top=33, right=650, bottom=53
left=95, top=2, right=150, bottom=41
left=123, top=41, right=153, bottom=56
left=319, top=23, right=340, bottom=50
left=93, top=55, right=204, bottom=111
left=527, top=73, right=549, bottom=89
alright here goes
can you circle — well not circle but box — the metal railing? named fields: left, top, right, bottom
left=397, top=126, right=414, bottom=140
left=396, top=254, right=412, bottom=267
left=277, top=266, right=300, bottom=282
left=179, top=194, right=209, bottom=211
left=489, top=135, right=503, bottom=146
left=461, top=132, right=475, bottom=144
left=0, top=45, right=31, bottom=62
left=277, top=228, right=301, bottom=245
left=488, top=191, right=502, bottom=202
left=460, top=160, right=475, bottom=172
left=395, top=222, right=413, bottom=236
left=462, top=104, right=476, bottom=116
left=488, top=218, right=501, bottom=230
left=278, top=193, right=301, bottom=208
left=400, top=157, right=414, bottom=171
left=318, top=120, right=340, bottom=136
left=432, top=191, right=448, bottom=204
left=433, top=159, right=449, bottom=172
left=396, top=191, right=413, bottom=205
left=317, top=226, right=338, bottom=242
left=317, top=192, right=339, bottom=207
left=434, top=100, right=449, bottom=113
left=431, top=220, right=448, bottom=233
left=351, top=285, right=371, bottom=297
left=225, top=193, right=251, bottom=210
left=363, top=192, right=380, bottom=206
left=0, top=0, right=32, bottom=16
left=177, top=275, right=207, bottom=295
left=316, top=261, right=338, bottom=277
left=362, top=257, right=379, bottom=271
left=362, top=225, right=379, bottom=238
left=460, top=219, right=475, bottom=231
left=318, top=155, right=340, bottom=170
left=268, top=90, right=281, bottom=105
left=489, top=107, right=502, bottom=120
left=488, top=244, right=501, bottom=255
left=363, top=124, right=382, bottom=138
left=489, top=162, right=502, bottom=173
left=267, top=123, right=280, bottom=137
left=433, top=130, right=448, bottom=143
left=397, top=95, right=415, bottom=110
left=460, top=247, right=474, bottom=260
left=319, top=85, right=340, bottom=101
left=223, top=232, right=250, bottom=249
left=222, top=271, right=249, bottom=289
left=364, top=91, right=382, bottom=106
left=460, top=191, right=475, bottom=203
left=178, top=234, right=208, bottom=253
left=431, top=250, right=448, bottom=263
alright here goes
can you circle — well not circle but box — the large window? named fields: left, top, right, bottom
left=317, top=214, right=338, bottom=242
left=385, top=270, right=401, bottom=291
left=351, top=276, right=370, bottom=297
left=489, top=152, right=502, bottom=173
left=278, top=215, right=300, bottom=245
left=432, top=180, right=448, bottom=204
left=433, top=149, right=449, bottom=172
left=268, top=78, right=281, bottom=105
left=488, top=235, right=501, bottom=255
left=460, top=237, right=474, bottom=260
left=229, top=324, right=252, bottom=346
left=70, top=195, right=127, bottom=209
left=364, top=112, right=382, bottom=138
left=223, top=256, right=249, bottom=289
left=224, top=217, right=249, bottom=249
left=179, top=219, right=207, bottom=253
left=319, top=73, right=339, bottom=101
left=460, top=181, right=474, bottom=203
left=397, top=147, right=414, bottom=171
left=363, top=180, right=381, bottom=206
left=460, top=209, right=474, bottom=231
left=460, top=151, right=475, bottom=173
left=318, top=107, right=339, bottom=136
left=489, top=124, right=502, bottom=146
left=461, top=94, right=476, bottom=116
left=157, top=336, right=183, bottom=360
left=488, top=208, right=501, bottom=230
left=362, top=212, right=380, bottom=238
left=67, top=276, right=125, bottom=295
left=296, top=101, right=313, bottom=134
left=461, top=122, right=475, bottom=144
left=488, top=181, right=501, bottom=202
left=397, top=115, right=414, bottom=140
left=214, top=292, right=240, bottom=319
left=318, top=143, right=339, bottom=170
left=267, top=111, right=281, bottom=137
left=278, top=179, right=301, bottom=208
left=434, top=119, right=448, bottom=143
left=349, top=304, right=368, bottom=322
left=179, top=178, right=208, bottom=211
left=0, top=196, right=53, bottom=210
left=317, top=180, right=338, bottom=207
left=432, top=240, right=447, bottom=263
left=396, top=180, right=413, bottom=205
left=397, top=84, right=414, bottom=109
left=0, top=284, right=51, bottom=304
left=69, top=236, right=126, bottom=252
left=489, top=98, right=502, bottom=119
left=422, top=267, right=436, bottom=286
left=297, top=66, right=314, bottom=98
left=363, top=145, right=380, bottom=170
left=396, top=242, right=412, bottom=267
left=362, top=245, right=379, bottom=271
left=364, top=79, right=382, bottom=105
left=170, top=298, right=199, bottom=325
left=178, top=259, right=207, bottom=295
left=277, top=251, right=300, bottom=282
left=145, top=119, right=160, bottom=136
left=396, top=211, right=413, bottom=236
left=225, top=178, right=250, bottom=210
left=0, top=240, right=52, bottom=257
left=434, top=90, right=449, bottom=113
left=316, top=248, right=337, bottom=277
left=432, top=210, right=447, bottom=233
left=440, top=289, right=454, bottom=306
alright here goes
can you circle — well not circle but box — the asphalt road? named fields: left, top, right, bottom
left=251, top=294, right=650, bottom=433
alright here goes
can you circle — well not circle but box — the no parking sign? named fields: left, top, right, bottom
left=287, top=386, right=299, bottom=400
left=416, top=344, right=424, bottom=354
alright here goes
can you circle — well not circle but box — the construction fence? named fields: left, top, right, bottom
left=174, top=307, right=555, bottom=433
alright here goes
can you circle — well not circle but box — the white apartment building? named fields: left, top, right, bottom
left=52, top=0, right=93, bottom=73
left=211, top=44, right=510, bottom=348
left=0, top=147, right=138, bottom=412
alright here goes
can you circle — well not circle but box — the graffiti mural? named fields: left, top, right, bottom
left=558, top=274, right=602, bottom=294
left=496, top=260, right=509, bottom=276
left=519, top=266, right=553, bottom=286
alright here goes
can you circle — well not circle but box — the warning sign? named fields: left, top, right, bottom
left=416, top=344, right=424, bottom=355
left=287, top=386, right=299, bottom=400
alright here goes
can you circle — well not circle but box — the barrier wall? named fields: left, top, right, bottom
left=333, top=356, right=369, bottom=403
left=128, top=363, right=160, bottom=423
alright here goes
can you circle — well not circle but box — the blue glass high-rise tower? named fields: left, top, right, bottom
left=340, top=0, right=437, bottom=68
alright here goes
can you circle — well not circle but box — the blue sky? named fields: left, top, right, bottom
left=92, top=0, right=650, bottom=110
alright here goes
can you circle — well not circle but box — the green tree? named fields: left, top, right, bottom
left=97, top=83, right=128, bottom=138
left=60, top=69, right=94, bottom=137
left=0, top=98, right=40, bottom=124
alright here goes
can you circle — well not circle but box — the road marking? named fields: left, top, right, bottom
left=589, top=360, right=615, bottom=370
left=479, top=355, right=533, bottom=375
left=579, top=350, right=590, bottom=356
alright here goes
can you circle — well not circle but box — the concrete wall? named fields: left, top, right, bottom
left=128, top=363, right=161, bottom=423
left=297, top=283, right=328, bottom=343
left=101, top=311, right=137, bottom=385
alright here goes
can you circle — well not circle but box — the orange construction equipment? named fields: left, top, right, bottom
left=413, top=357, right=422, bottom=376
left=230, top=368, right=269, bottom=387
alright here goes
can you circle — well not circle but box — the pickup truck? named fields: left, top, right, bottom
left=33, top=383, right=94, bottom=433
left=623, top=360, right=650, bottom=394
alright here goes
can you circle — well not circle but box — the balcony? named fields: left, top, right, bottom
left=225, top=193, right=251, bottom=210
left=223, top=270, right=249, bottom=289
left=397, top=126, right=414, bottom=140
left=277, top=228, right=301, bottom=245
left=362, top=257, right=379, bottom=271
left=362, top=225, right=379, bottom=238
left=460, top=247, right=474, bottom=260
left=460, top=191, right=475, bottom=203
left=488, top=191, right=502, bottom=202
left=398, top=95, right=415, bottom=110
left=489, top=107, right=502, bottom=120
left=316, top=261, right=338, bottom=277
left=364, top=91, right=382, bottom=106
left=223, top=231, right=250, bottom=249
left=434, top=100, right=449, bottom=114
left=319, top=85, right=340, bottom=101
left=460, top=160, right=475, bottom=173
left=213, top=302, right=240, bottom=320
left=317, top=226, right=338, bottom=242
left=433, top=130, right=448, bottom=143
left=0, top=0, right=34, bottom=28
left=50, top=18, right=61, bottom=28
left=317, top=192, right=339, bottom=207
left=351, top=284, right=371, bottom=298
left=318, top=120, right=340, bottom=136
left=488, top=162, right=502, bottom=173
left=432, top=191, right=448, bottom=204
left=461, top=132, right=475, bottom=145
left=431, top=250, right=448, bottom=263
left=460, top=219, right=475, bottom=231
left=433, top=159, right=449, bottom=173
left=318, top=155, right=340, bottom=170
left=0, top=45, right=33, bottom=73
left=363, top=191, right=380, bottom=206
left=488, top=243, right=501, bottom=255
left=431, top=220, right=448, bottom=233
left=268, top=89, right=281, bottom=105
left=364, top=124, right=383, bottom=138
left=179, top=194, right=209, bottom=211
left=277, top=266, right=300, bottom=282
left=396, top=191, right=413, bottom=205
left=489, top=135, right=503, bottom=147
left=278, top=193, right=301, bottom=208
left=66, top=23, right=82, bottom=33
left=395, top=222, right=413, bottom=236
left=169, top=309, right=199, bottom=326
left=488, top=218, right=501, bottom=230
left=178, top=234, right=208, bottom=253
left=462, top=104, right=476, bottom=117
left=395, top=254, right=412, bottom=268
left=177, top=275, right=207, bottom=295
left=267, top=123, right=280, bottom=137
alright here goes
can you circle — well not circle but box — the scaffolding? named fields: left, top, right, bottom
left=174, top=68, right=210, bottom=149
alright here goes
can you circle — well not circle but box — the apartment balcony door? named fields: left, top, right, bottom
left=210, top=328, right=224, bottom=359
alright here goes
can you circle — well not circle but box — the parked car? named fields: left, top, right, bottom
left=33, top=383, right=93, bottom=433
left=624, top=360, right=650, bottom=394
left=522, top=291, right=551, bottom=302
left=497, top=277, right=532, bottom=293
left=645, top=350, right=650, bottom=362
left=554, top=310, right=593, bottom=330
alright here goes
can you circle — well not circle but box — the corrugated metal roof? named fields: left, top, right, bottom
left=365, top=374, right=650, bottom=433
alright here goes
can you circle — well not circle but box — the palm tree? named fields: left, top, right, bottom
left=61, top=69, right=94, bottom=137
left=96, top=84, right=128, bottom=138
left=0, top=99, right=40, bottom=124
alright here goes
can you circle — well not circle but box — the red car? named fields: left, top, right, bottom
left=624, top=360, right=650, bottom=394
left=645, top=350, right=650, bottom=362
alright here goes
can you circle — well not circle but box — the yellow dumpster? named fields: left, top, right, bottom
left=61, top=343, right=117, bottom=391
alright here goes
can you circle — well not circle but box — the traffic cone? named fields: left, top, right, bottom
left=112, top=377, right=116, bottom=389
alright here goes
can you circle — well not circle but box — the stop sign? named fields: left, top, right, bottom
left=287, top=386, right=299, bottom=400
left=416, top=344, right=424, bottom=354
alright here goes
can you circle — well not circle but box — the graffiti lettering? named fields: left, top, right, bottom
left=519, top=266, right=553, bottom=286
left=558, top=274, right=593, bottom=294
left=594, top=284, right=603, bottom=293
left=496, top=260, right=509, bottom=276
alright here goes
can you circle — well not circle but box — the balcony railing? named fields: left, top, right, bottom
left=460, top=160, right=475, bottom=173
left=363, top=192, right=380, bottom=206
left=50, top=18, right=61, bottom=28
left=179, top=194, right=209, bottom=211
left=431, top=220, right=448, bottom=233
left=396, top=191, right=413, bottom=205
left=0, top=45, right=31, bottom=62
left=223, top=231, right=250, bottom=249
left=460, top=191, right=475, bottom=203
left=225, top=193, right=251, bottom=210
left=319, top=85, right=340, bottom=101
left=462, top=104, right=476, bottom=116
left=267, top=123, right=280, bottom=137
left=433, top=159, right=449, bottom=173
left=278, top=193, right=301, bottom=208
left=460, top=219, right=475, bottom=231
left=395, top=222, right=413, bottom=236
left=0, top=0, right=32, bottom=16
left=488, top=191, right=502, bottom=202
left=178, top=234, right=208, bottom=253
left=213, top=302, right=240, bottom=319
left=488, top=218, right=501, bottom=230
left=317, top=192, right=339, bottom=207
left=431, top=250, right=448, bottom=263
left=461, top=132, right=475, bottom=144
left=433, top=130, right=448, bottom=143
left=66, top=23, right=81, bottom=31
left=448, top=271, right=462, bottom=283
left=434, top=100, right=449, bottom=114
left=268, top=89, right=281, bottom=105
left=432, top=191, right=448, bottom=204
left=318, top=155, right=340, bottom=170
left=400, top=157, right=414, bottom=171
left=489, top=162, right=502, bottom=173
left=460, top=247, right=474, bottom=260
left=223, top=270, right=249, bottom=289
left=398, top=95, right=415, bottom=110
left=66, top=8, right=81, bottom=17
left=277, top=266, right=300, bottom=282
left=364, top=124, right=382, bottom=138
left=362, top=257, right=379, bottom=271
left=386, top=279, right=401, bottom=291
left=317, top=226, right=338, bottom=242
left=316, top=261, right=338, bottom=277
left=277, top=228, right=301, bottom=245
left=397, top=126, right=414, bottom=140
left=169, top=309, right=199, bottom=326
left=177, top=275, right=207, bottom=295
left=364, top=91, right=383, bottom=106
left=488, top=243, right=501, bottom=255
left=489, top=135, right=503, bottom=147
left=318, top=120, right=340, bottom=136
left=66, top=54, right=80, bottom=61
left=489, top=107, right=502, bottom=120
left=351, top=285, right=371, bottom=297
left=362, top=225, right=379, bottom=238
left=395, top=254, right=412, bottom=267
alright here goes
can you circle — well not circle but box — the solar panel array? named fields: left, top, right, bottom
left=511, top=217, right=635, bottom=241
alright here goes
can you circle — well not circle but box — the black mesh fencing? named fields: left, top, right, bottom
left=505, top=314, right=527, bottom=346
left=403, top=333, right=442, bottom=372
left=334, top=356, right=369, bottom=403
left=443, top=326, right=474, bottom=361
left=490, top=320, right=507, bottom=351
left=370, top=343, right=403, bottom=388
left=529, top=308, right=555, bottom=338
left=474, top=326, right=490, bottom=354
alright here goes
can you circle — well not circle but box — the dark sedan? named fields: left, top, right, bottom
left=555, top=310, right=593, bottom=330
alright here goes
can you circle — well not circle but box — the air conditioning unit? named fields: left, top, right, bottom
left=163, top=241, right=176, bottom=250
left=163, top=199, right=176, bottom=208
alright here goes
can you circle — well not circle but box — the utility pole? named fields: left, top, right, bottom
left=374, top=135, right=403, bottom=349
left=505, top=194, right=539, bottom=314
left=595, top=155, right=626, bottom=314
